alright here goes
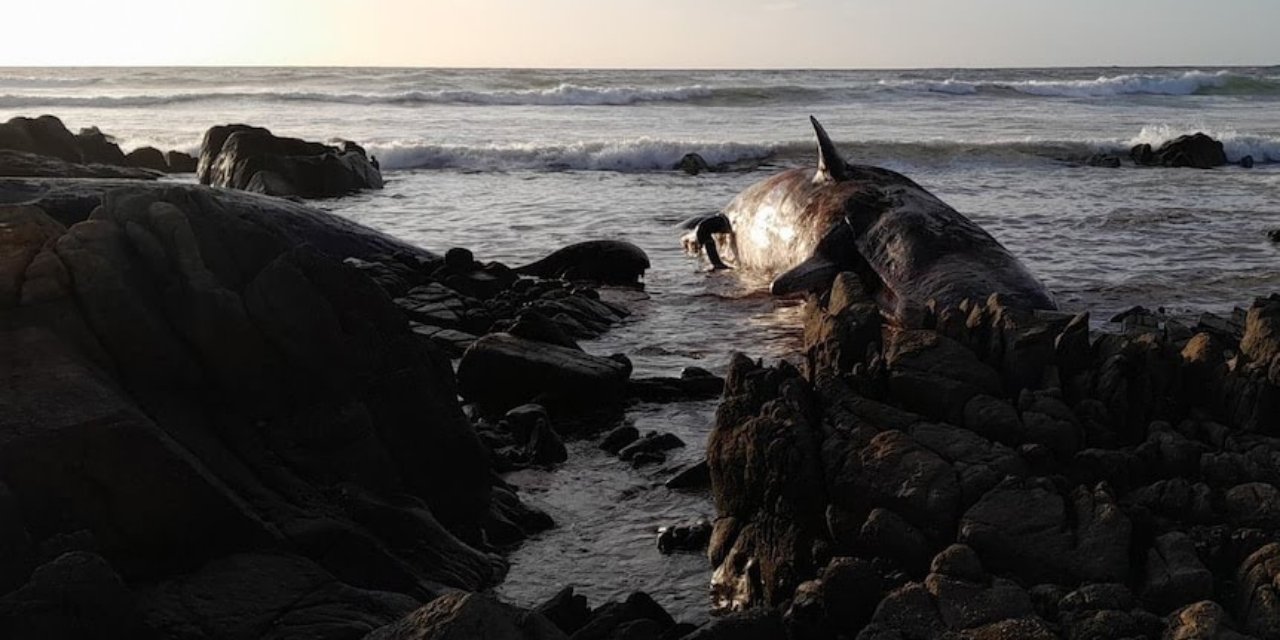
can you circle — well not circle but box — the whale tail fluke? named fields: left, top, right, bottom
left=810, top=116, right=850, bottom=183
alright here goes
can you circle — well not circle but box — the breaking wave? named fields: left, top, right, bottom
left=888, top=70, right=1280, bottom=98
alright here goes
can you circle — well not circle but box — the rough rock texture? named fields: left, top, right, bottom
left=0, top=149, right=160, bottom=179
left=457, top=333, right=632, bottom=412
left=704, top=272, right=1280, bottom=639
left=198, top=124, right=383, bottom=198
left=0, top=180, right=577, bottom=637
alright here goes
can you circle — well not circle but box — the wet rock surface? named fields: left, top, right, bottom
left=198, top=123, right=384, bottom=198
left=698, top=274, right=1280, bottom=639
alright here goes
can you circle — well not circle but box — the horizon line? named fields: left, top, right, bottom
left=1, top=62, right=1276, bottom=72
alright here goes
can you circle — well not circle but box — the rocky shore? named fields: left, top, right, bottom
left=2, top=114, right=1278, bottom=639
left=699, top=274, right=1280, bottom=639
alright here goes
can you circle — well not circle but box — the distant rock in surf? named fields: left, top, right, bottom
left=1131, top=132, right=1228, bottom=169
left=198, top=123, right=383, bottom=198
left=675, top=152, right=711, bottom=175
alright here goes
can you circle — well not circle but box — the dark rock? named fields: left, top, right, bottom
left=830, top=429, right=961, bottom=534
left=1142, top=531, right=1214, bottom=614
left=125, top=146, right=169, bottom=173
left=618, top=432, right=685, bottom=461
left=537, top=587, right=592, bottom=636
left=708, top=355, right=827, bottom=612
left=676, top=608, right=784, bottom=639
left=858, top=508, right=932, bottom=576
left=366, top=591, right=565, bottom=640
left=1130, top=143, right=1156, bottom=166
left=74, top=126, right=128, bottom=165
left=665, top=460, right=710, bottom=491
left=627, top=374, right=724, bottom=402
left=657, top=519, right=712, bottom=554
left=0, top=149, right=160, bottom=180
left=0, top=551, right=153, bottom=640
left=1225, top=483, right=1280, bottom=528
left=1268, top=229, right=1280, bottom=243
left=0, top=115, right=82, bottom=162
left=571, top=592, right=674, bottom=640
left=884, top=329, right=1002, bottom=423
left=958, top=479, right=1130, bottom=584
left=164, top=150, right=198, bottom=173
left=963, top=394, right=1024, bottom=445
left=600, top=426, right=641, bottom=454
left=511, top=310, right=582, bottom=351
left=1237, top=543, right=1280, bottom=638
left=930, top=544, right=987, bottom=583
left=444, top=247, right=476, bottom=271
left=457, top=333, right=631, bottom=412
left=630, top=451, right=666, bottom=467
left=504, top=404, right=568, bottom=466
left=198, top=124, right=383, bottom=198
left=674, top=152, right=711, bottom=175
left=1153, top=133, right=1229, bottom=169
left=1241, top=155, right=1256, bottom=169
left=1166, top=600, right=1252, bottom=640
left=515, top=240, right=650, bottom=287
left=142, top=553, right=418, bottom=640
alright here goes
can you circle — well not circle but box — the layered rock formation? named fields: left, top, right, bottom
left=198, top=124, right=383, bottom=198
left=705, top=272, right=1280, bottom=638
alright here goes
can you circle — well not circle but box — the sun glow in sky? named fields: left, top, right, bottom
left=3, top=0, right=1277, bottom=68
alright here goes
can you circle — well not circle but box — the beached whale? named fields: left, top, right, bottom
left=685, top=117, right=1057, bottom=316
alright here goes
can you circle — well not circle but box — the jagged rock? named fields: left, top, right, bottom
left=366, top=591, right=566, bottom=640
left=708, top=355, right=827, bottom=612
left=198, top=124, right=383, bottom=198
left=963, top=395, right=1024, bottom=446
left=74, top=126, right=128, bottom=165
left=569, top=592, right=674, bottom=640
left=677, top=608, right=785, bottom=639
left=884, top=330, right=1002, bottom=423
left=857, top=508, right=931, bottom=576
left=515, top=240, right=650, bottom=287
left=1086, top=153, right=1122, bottom=168
left=829, top=429, right=961, bottom=534
left=457, top=333, right=631, bottom=412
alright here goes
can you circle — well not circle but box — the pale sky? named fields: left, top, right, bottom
left=2, top=0, right=1276, bottom=68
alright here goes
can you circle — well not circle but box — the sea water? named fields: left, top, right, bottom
left=4, top=66, right=1278, bottom=620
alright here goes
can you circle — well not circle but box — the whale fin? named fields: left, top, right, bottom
left=810, top=116, right=850, bottom=183
left=771, top=253, right=840, bottom=297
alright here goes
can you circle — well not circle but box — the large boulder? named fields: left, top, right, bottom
left=366, top=592, right=567, bottom=640
left=198, top=124, right=383, bottom=198
left=0, top=150, right=160, bottom=180
left=1132, top=133, right=1228, bottom=169
left=0, top=180, right=513, bottom=633
left=125, top=146, right=170, bottom=173
left=0, top=115, right=82, bottom=162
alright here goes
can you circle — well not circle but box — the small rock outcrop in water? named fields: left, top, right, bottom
left=0, top=115, right=196, bottom=176
left=515, top=239, right=651, bottom=287
left=704, top=271, right=1280, bottom=638
left=1131, top=133, right=1229, bottom=169
left=675, top=152, right=711, bottom=175
left=198, top=123, right=384, bottom=198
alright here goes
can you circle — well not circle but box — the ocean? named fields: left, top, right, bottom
left=5, top=65, right=1278, bottom=619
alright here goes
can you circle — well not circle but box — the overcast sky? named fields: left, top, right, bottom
left=3, top=0, right=1277, bottom=68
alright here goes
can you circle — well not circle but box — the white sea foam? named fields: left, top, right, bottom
left=370, top=139, right=779, bottom=172
left=0, top=83, right=720, bottom=109
left=891, top=70, right=1263, bottom=98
